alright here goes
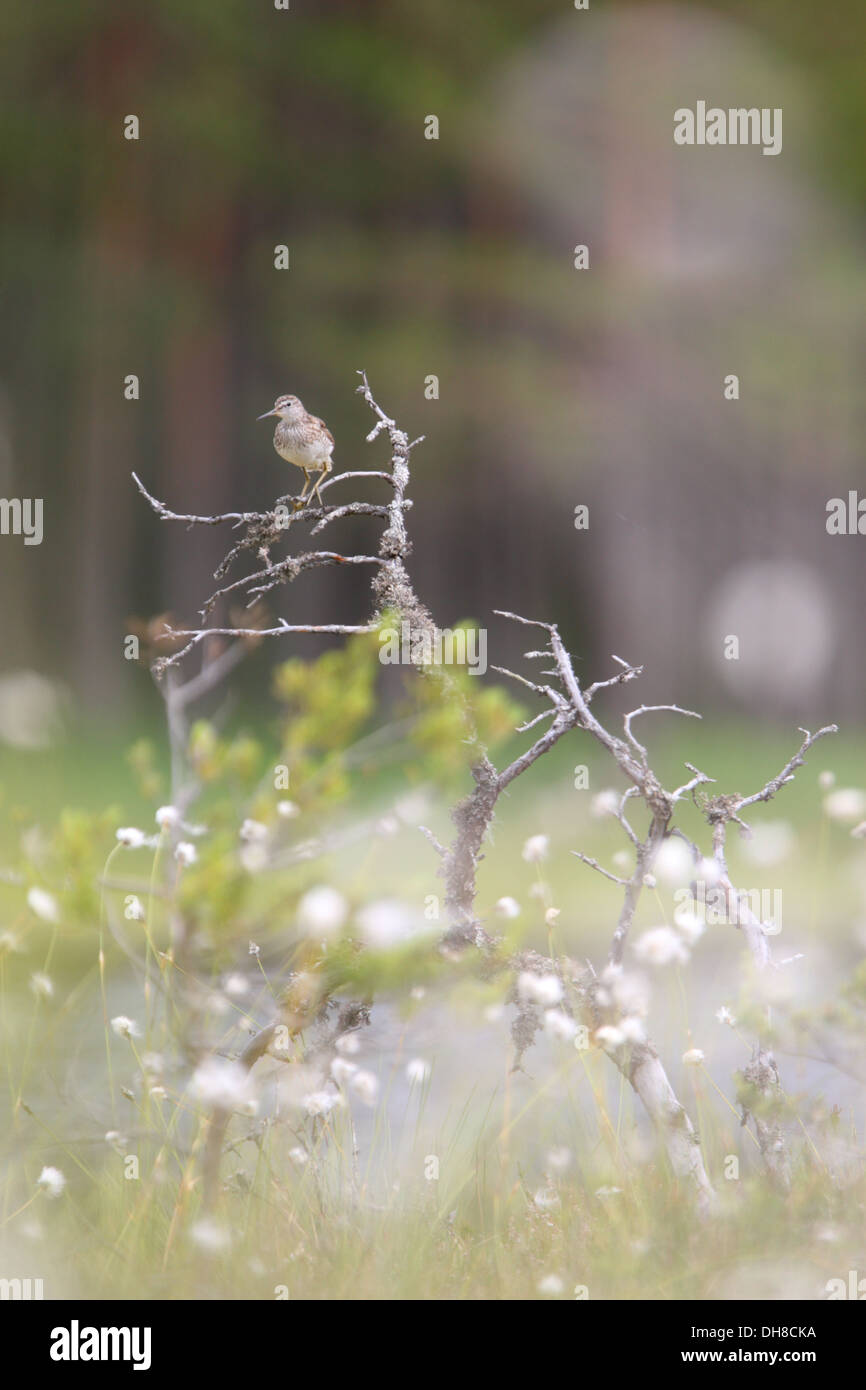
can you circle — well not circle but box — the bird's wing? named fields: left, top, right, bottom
left=312, top=416, right=334, bottom=448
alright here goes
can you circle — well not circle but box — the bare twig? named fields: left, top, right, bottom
left=571, top=851, right=628, bottom=887
left=623, top=704, right=701, bottom=764
left=133, top=379, right=420, bottom=677
left=735, top=726, right=838, bottom=811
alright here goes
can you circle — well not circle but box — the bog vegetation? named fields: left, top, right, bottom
left=2, top=384, right=865, bottom=1301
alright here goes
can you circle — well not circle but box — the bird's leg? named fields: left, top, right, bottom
left=311, top=461, right=332, bottom=510
left=293, top=470, right=312, bottom=510
left=311, top=470, right=327, bottom=508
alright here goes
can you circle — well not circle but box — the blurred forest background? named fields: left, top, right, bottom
left=1, top=0, right=865, bottom=738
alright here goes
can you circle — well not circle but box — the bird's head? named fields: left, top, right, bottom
left=258, top=394, right=302, bottom=421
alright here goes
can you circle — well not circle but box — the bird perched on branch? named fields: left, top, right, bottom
left=257, top=394, right=335, bottom=509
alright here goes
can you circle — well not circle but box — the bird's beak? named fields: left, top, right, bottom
left=257, top=409, right=278, bottom=420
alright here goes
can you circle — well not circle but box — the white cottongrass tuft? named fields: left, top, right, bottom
left=155, top=805, right=180, bottom=830
left=190, top=1218, right=232, bottom=1254
left=303, top=1088, right=342, bottom=1117
left=36, top=1166, right=66, bottom=1199
left=546, top=1146, right=572, bottom=1173
left=375, top=815, right=400, bottom=837
left=517, top=971, right=563, bottom=1007
left=634, top=925, right=690, bottom=967
left=334, top=1032, right=361, bottom=1055
left=696, top=856, right=722, bottom=886
left=544, top=907, right=561, bottom=926
left=814, top=1222, right=841, bottom=1243
left=543, top=1008, right=577, bottom=1041
left=330, top=1058, right=357, bottom=1085
left=818, top=770, right=835, bottom=791
left=350, top=1069, right=380, bottom=1106
left=715, top=1005, right=737, bottom=1026
left=116, top=827, right=146, bottom=848
left=29, top=972, right=54, bottom=999
left=522, top=834, right=549, bottom=863
left=111, top=1015, right=140, bottom=1040
left=537, top=1274, right=565, bottom=1296
left=740, top=821, right=795, bottom=867
left=276, top=799, right=300, bottom=819
left=125, top=895, right=146, bottom=921
left=620, top=1015, right=646, bottom=1043
left=190, top=1057, right=256, bottom=1113
left=406, top=1057, right=431, bottom=1084
left=174, top=841, right=197, bottom=867
left=27, top=887, right=60, bottom=924
left=591, top=788, right=620, bottom=818
left=297, top=884, right=348, bottom=939
left=682, top=1048, right=705, bottom=1066
left=239, top=818, right=268, bottom=843
left=673, top=905, right=705, bottom=944
left=604, top=966, right=650, bottom=1019
left=653, top=838, right=693, bottom=885
left=494, top=896, right=521, bottom=919
left=239, top=842, right=268, bottom=873
left=356, top=898, right=424, bottom=949
left=394, top=789, right=431, bottom=824
left=824, top=789, right=866, bottom=824
left=595, top=1024, right=626, bottom=1050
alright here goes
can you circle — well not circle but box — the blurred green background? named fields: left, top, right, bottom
left=1, top=0, right=865, bottom=750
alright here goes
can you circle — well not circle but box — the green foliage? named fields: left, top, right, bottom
left=187, top=720, right=220, bottom=782
left=400, top=620, right=525, bottom=781
left=223, top=735, right=263, bottom=785
left=173, top=828, right=247, bottom=937
left=273, top=633, right=379, bottom=810
left=126, top=740, right=163, bottom=802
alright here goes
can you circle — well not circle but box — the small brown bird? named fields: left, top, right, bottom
left=257, top=393, right=335, bottom=509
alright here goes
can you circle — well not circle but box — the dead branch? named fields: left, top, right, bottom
left=133, top=375, right=838, bottom=1209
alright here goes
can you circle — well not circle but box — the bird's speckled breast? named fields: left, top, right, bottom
left=274, top=422, right=333, bottom=469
